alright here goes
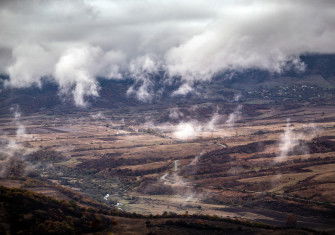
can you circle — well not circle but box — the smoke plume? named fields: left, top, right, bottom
left=225, top=105, right=242, bottom=127
left=0, top=107, right=33, bottom=178
left=276, top=119, right=320, bottom=162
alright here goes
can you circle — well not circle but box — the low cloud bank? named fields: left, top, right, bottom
left=1, top=0, right=335, bottom=106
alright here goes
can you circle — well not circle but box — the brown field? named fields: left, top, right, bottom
left=1, top=102, right=335, bottom=231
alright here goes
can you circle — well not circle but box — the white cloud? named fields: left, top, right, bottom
left=6, top=43, right=55, bottom=88
left=1, top=0, right=335, bottom=105
left=127, top=55, right=160, bottom=102
left=54, top=45, right=102, bottom=107
left=166, top=1, right=335, bottom=81
left=172, top=83, right=194, bottom=96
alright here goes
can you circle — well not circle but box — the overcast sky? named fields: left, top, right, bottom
left=1, top=0, right=335, bottom=106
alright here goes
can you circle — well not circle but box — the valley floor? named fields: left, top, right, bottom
left=1, top=101, right=335, bottom=232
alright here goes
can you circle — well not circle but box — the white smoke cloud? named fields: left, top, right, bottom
left=206, top=108, right=222, bottom=131
left=11, top=106, right=27, bottom=138
left=173, top=122, right=201, bottom=140
left=225, top=105, right=242, bottom=127
left=159, top=159, right=201, bottom=202
left=169, top=107, right=184, bottom=120
left=160, top=160, right=187, bottom=187
left=234, top=93, right=242, bottom=102
left=189, top=151, right=206, bottom=166
left=172, top=112, right=224, bottom=140
left=103, top=193, right=110, bottom=201
left=90, top=111, right=106, bottom=120
left=0, top=107, right=34, bottom=178
left=276, top=119, right=320, bottom=162
left=141, top=105, right=240, bottom=140
left=2, top=0, right=334, bottom=104
left=276, top=120, right=298, bottom=162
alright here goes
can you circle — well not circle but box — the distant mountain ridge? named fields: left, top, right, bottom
left=1, top=54, right=335, bottom=114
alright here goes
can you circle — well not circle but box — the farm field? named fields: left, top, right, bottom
left=1, top=101, right=335, bottom=232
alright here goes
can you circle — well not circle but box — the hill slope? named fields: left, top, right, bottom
left=0, top=185, right=319, bottom=234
